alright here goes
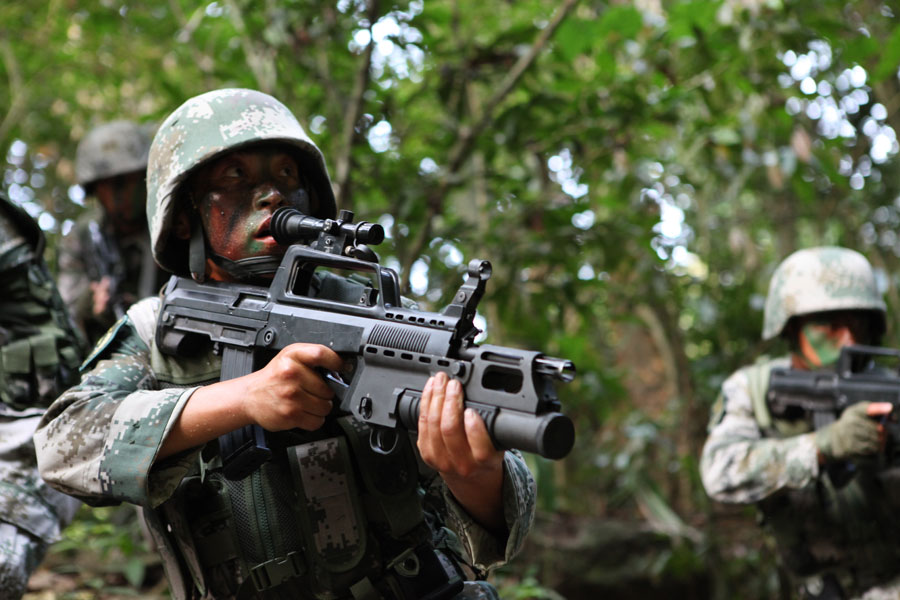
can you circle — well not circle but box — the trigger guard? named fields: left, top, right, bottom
left=369, top=427, right=399, bottom=456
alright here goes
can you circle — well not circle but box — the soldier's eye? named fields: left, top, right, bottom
left=223, top=166, right=244, bottom=178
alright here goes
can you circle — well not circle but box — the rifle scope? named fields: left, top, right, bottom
left=271, top=207, right=385, bottom=246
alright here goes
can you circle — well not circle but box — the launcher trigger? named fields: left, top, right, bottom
left=369, top=427, right=400, bottom=456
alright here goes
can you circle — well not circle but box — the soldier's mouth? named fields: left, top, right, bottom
left=255, top=216, right=272, bottom=239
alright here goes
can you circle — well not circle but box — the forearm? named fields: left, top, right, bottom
left=700, top=430, right=819, bottom=503
left=157, top=377, right=253, bottom=459
left=440, top=451, right=536, bottom=571
left=442, top=460, right=505, bottom=533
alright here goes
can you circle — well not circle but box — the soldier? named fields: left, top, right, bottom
left=0, top=193, right=86, bottom=598
left=58, top=120, right=168, bottom=344
left=35, top=88, right=536, bottom=600
left=700, top=246, right=900, bottom=599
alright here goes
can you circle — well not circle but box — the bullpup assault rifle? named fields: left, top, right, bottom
left=157, top=207, right=576, bottom=480
left=767, top=344, right=900, bottom=465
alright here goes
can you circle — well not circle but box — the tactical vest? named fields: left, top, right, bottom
left=129, top=274, right=467, bottom=600
left=742, top=358, right=900, bottom=593
left=0, top=195, right=85, bottom=411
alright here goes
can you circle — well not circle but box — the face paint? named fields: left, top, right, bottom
left=799, top=322, right=845, bottom=367
left=190, top=146, right=305, bottom=265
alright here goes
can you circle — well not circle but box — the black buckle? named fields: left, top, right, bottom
left=249, top=551, right=306, bottom=591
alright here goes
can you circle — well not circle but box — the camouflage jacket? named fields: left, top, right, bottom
left=57, top=205, right=167, bottom=345
left=0, top=194, right=85, bottom=542
left=700, top=356, right=900, bottom=594
left=35, top=296, right=536, bottom=597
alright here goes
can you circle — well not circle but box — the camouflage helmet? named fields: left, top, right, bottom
left=75, top=120, right=151, bottom=189
left=762, top=246, right=886, bottom=340
left=146, top=88, right=337, bottom=275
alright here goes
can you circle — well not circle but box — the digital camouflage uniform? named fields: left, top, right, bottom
left=701, top=247, right=900, bottom=599
left=35, top=89, right=536, bottom=600
left=0, top=194, right=85, bottom=598
left=58, top=120, right=167, bottom=345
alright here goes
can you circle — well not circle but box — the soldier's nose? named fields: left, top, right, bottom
left=254, top=185, right=286, bottom=210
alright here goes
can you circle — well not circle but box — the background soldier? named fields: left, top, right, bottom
left=700, top=246, right=900, bottom=599
left=35, top=88, right=536, bottom=600
left=58, top=120, right=168, bottom=344
left=0, top=193, right=86, bottom=598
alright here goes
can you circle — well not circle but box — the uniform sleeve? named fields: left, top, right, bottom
left=34, top=316, right=199, bottom=508
left=699, top=366, right=820, bottom=504
left=438, top=450, right=536, bottom=572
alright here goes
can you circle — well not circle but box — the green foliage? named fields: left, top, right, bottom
left=4, top=0, right=900, bottom=597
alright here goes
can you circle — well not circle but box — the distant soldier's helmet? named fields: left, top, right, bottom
left=146, top=88, right=337, bottom=276
left=75, top=120, right=152, bottom=191
left=762, top=246, right=886, bottom=340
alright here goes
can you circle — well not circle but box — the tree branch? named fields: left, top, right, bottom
left=224, top=0, right=277, bottom=93
left=333, top=0, right=379, bottom=207
left=400, top=0, right=580, bottom=291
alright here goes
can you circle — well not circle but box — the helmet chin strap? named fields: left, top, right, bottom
left=210, top=253, right=282, bottom=280
left=188, top=220, right=281, bottom=282
left=189, top=222, right=208, bottom=282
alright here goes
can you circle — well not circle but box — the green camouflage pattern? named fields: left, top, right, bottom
left=0, top=195, right=85, bottom=595
left=57, top=206, right=168, bottom=344
left=146, top=88, right=337, bottom=275
left=35, top=296, right=535, bottom=599
left=0, top=522, right=47, bottom=599
left=701, top=357, right=900, bottom=597
left=762, top=246, right=886, bottom=340
left=75, top=120, right=152, bottom=187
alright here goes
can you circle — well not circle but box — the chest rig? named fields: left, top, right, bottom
left=157, top=416, right=463, bottom=600
left=744, top=360, right=900, bottom=592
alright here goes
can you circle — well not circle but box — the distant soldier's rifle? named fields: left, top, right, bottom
left=85, top=221, right=126, bottom=319
left=767, top=345, right=900, bottom=465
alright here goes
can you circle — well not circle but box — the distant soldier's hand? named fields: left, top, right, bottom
left=814, top=402, right=892, bottom=462
left=241, top=343, right=342, bottom=432
left=90, top=276, right=112, bottom=316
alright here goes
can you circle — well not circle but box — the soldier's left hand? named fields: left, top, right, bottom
left=417, top=372, right=506, bottom=531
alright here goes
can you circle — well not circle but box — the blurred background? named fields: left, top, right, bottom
left=3, top=0, right=900, bottom=598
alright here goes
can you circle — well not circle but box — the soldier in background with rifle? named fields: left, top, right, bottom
left=58, top=120, right=168, bottom=344
left=34, top=89, right=556, bottom=600
left=700, top=246, right=900, bottom=600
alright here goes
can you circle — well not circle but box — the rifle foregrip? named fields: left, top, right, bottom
left=398, top=394, right=574, bottom=459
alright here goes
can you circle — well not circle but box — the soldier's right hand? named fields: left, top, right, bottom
left=241, top=343, right=342, bottom=432
left=813, top=402, right=892, bottom=462
left=158, top=343, right=344, bottom=459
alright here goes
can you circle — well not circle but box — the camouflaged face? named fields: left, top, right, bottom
left=762, top=246, right=886, bottom=340
left=76, top=120, right=151, bottom=187
left=146, top=88, right=337, bottom=274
